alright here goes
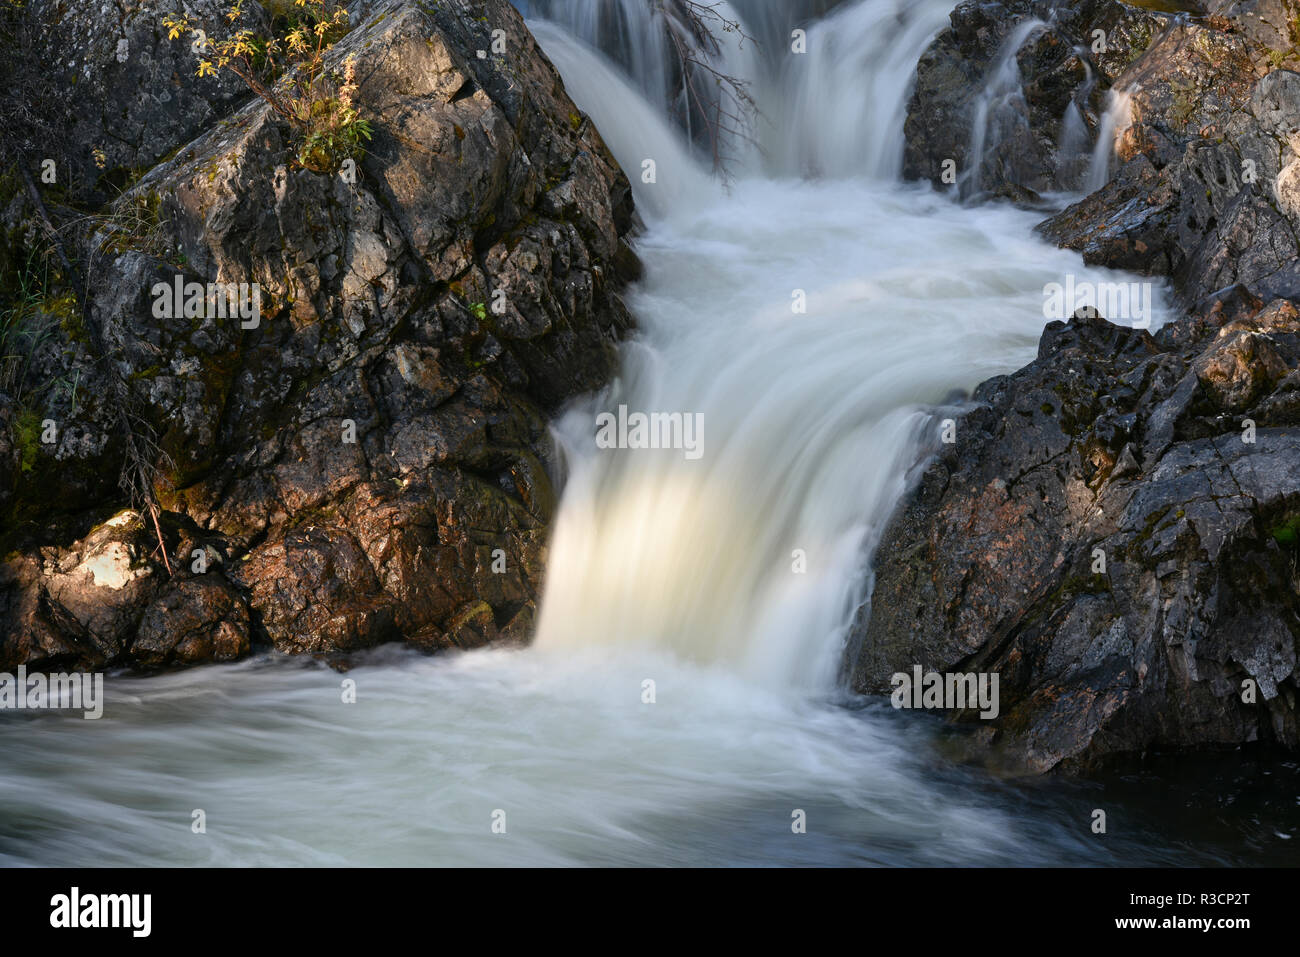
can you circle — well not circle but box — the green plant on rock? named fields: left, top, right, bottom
left=1263, top=45, right=1298, bottom=70
left=163, top=0, right=372, bottom=175
left=90, top=188, right=172, bottom=261
left=1271, top=515, right=1300, bottom=549
left=293, top=54, right=372, bottom=173
left=13, top=407, right=42, bottom=474
left=0, top=247, right=63, bottom=402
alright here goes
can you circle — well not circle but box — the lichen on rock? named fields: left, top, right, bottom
left=0, top=0, right=639, bottom=670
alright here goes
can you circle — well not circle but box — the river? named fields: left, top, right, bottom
left=1, top=0, right=1295, bottom=867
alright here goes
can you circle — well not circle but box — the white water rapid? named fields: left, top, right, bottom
left=1, top=0, right=1209, bottom=867
left=1086, top=86, right=1135, bottom=195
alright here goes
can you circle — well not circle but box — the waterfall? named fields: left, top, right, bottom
left=763, top=0, right=956, bottom=178
left=525, top=0, right=764, bottom=173
left=528, top=0, right=955, bottom=180
left=1055, top=53, right=1097, bottom=192
left=527, top=21, right=712, bottom=218
left=959, top=17, right=1048, bottom=199
left=528, top=0, right=1170, bottom=691
left=1085, top=87, right=1134, bottom=194
left=523, top=0, right=679, bottom=111
left=0, top=0, right=1197, bottom=870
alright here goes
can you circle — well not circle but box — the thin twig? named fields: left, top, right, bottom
left=656, top=0, right=760, bottom=179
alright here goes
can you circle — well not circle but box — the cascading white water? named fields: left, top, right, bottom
left=525, top=0, right=763, bottom=169
left=524, top=0, right=679, bottom=111
left=527, top=0, right=956, bottom=180
left=1085, top=87, right=1134, bottom=194
left=529, top=2, right=1168, bottom=692
left=1055, top=54, right=1097, bottom=191
left=0, top=0, right=1197, bottom=867
left=960, top=17, right=1048, bottom=199
left=528, top=20, right=712, bottom=219
left=764, top=0, right=956, bottom=178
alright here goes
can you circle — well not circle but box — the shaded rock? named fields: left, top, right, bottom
left=233, top=525, right=398, bottom=654
left=133, top=577, right=251, bottom=667
left=851, top=299, right=1300, bottom=771
left=904, top=0, right=1173, bottom=197
left=1, top=0, right=638, bottom=668
left=23, top=0, right=253, bottom=206
left=909, top=0, right=1300, bottom=305
left=0, top=509, right=253, bottom=671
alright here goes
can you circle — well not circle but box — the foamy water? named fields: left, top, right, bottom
left=8, top=0, right=1282, bottom=869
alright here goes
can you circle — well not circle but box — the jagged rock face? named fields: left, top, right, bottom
left=1205, top=0, right=1299, bottom=51
left=877, top=0, right=1300, bottom=770
left=957, top=0, right=1300, bottom=307
left=0, top=0, right=638, bottom=669
left=0, top=511, right=251, bottom=668
left=26, top=0, right=252, bottom=207
left=903, top=0, right=1171, bottom=199
left=907, top=0, right=1300, bottom=305
left=1040, top=65, right=1300, bottom=306
left=851, top=300, right=1300, bottom=772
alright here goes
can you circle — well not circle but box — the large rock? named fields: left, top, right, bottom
left=0, top=510, right=251, bottom=670
left=1040, top=66, right=1300, bottom=305
left=0, top=0, right=639, bottom=669
left=850, top=299, right=1300, bottom=772
left=22, top=0, right=252, bottom=206
left=1019, top=0, right=1300, bottom=305
left=879, top=0, right=1300, bottom=771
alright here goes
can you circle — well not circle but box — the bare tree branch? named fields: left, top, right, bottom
left=657, top=0, right=760, bottom=179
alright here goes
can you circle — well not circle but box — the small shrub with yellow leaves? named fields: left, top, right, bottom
left=162, top=0, right=371, bottom=174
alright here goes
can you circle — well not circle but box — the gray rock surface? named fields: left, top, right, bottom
left=851, top=300, right=1300, bottom=772
left=0, top=0, right=638, bottom=669
left=871, top=0, right=1300, bottom=770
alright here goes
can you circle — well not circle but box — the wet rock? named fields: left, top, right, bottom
left=852, top=300, right=1300, bottom=771
left=909, top=0, right=1300, bottom=305
left=233, top=525, right=398, bottom=655
left=133, top=578, right=251, bottom=667
left=1038, top=21, right=1300, bottom=304
left=0, top=509, right=252, bottom=671
left=904, top=0, right=1172, bottom=197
